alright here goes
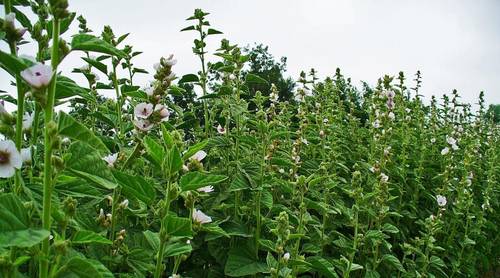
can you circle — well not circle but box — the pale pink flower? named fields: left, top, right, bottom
left=190, top=150, right=207, bottom=162
left=192, top=209, right=212, bottom=224
left=102, top=153, right=118, bottom=167
left=133, top=119, right=154, bottom=131
left=20, top=64, right=53, bottom=89
left=134, top=102, right=154, bottom=119
left=216, top=124, right=226, bottom=134
left=0, top=140, right=22, bottom=178
left=436, top=195, right=447, bottom=207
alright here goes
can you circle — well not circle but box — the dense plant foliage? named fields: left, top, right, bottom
left=0, top=1, right=498, bottom=277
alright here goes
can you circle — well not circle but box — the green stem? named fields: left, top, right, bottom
left=345, top=207, right=359, bottom=278
left=112, top=64, right=123, bottom=141
left=40, top=17, right=60, bottom=278
left=154, top=179, right=172, bottom=278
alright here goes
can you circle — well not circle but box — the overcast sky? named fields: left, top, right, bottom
left=2, top=0, right=500, bottom=107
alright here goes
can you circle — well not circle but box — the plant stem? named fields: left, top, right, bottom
left=154, top=179, right=172, bottom=278
left=40, top=17, right=60, bottom=278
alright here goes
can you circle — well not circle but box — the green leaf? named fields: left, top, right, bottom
left=58, top=112, right=108, bottom=153
left=382, top=223, right=399, bottom=234
left=207, top=28, right=223, bottom=35
left=55, top=257, right=101, bottom=278
left=56, top=76, right=92, bottom=100
left=164, top=241, right=193, bottom=257
left=113, top=170, right=157, bottom=205
left=72, top=230, right=112, bottom=245
left=143, top=230, right=160, bottom=253
left=225, top=247, right=268, bottom=276
left=71, top=34, right=126, bottom=58
left=182, top=140, right=208, bottom=160
left=245, top=73, right=268, bottom=85
left=0, top=193, right=50, bottom=248
left=82, top=57, right=108, bottom=74
left=307, top=257, right=338, bottom=278
left=143, top=136, right=165, bottom=166
left=180, top=25, right=196, bottom=32
left=180, top=172, right=228, bottom=192
left=178, top=73, right=199, bottom=84
left=0, top=49, right=30, bottom=76
left=381, top=254, right=405, bottom=272
left=162, top=214, right=192, bottom=237
left=165, top=146, right=182, bottom=177
left=65, top=142, right=117, bottom=190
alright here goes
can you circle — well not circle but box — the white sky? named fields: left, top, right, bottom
left=2, top=0, right=499, bottom=107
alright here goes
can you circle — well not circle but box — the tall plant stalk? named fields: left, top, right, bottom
left=40, top=17, right=60, bottom=278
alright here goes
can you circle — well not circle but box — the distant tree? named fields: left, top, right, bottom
left=486, top=104, right=500, bottom=123
left=242, top=44, right=295, bottom=104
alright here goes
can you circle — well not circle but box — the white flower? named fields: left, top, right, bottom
left=300, top=138, right=309, bottom=145
left=278, top=168, right=285, bottom=174
left=119, top=199, right=129, bottom=209
left=229, top=74, right=236, bottom=80
left=102, top=153, right=118, bottom=167
left=133, top=119, right=153, bottom=131
left=153, top=63, right=161, bottom=71
left=283, top=252, right=290, bottom=261
left=451, top=144, right=459, bottom=151
left=22, top=112, right=34, bottom=131
left=0, top=140, right=22, bottom=178
left=372, top=120, right=380, bottom=129
left=20, top=64, right=53, bottom=89
left=164, top=54, right=177, bottom=66
left=20, top=148, right=31, bottom=164
left=155, top=104, right=170, bottom=122
left=388, top=112, right=395, bottom=120
left=169, top=274, right=181, bottom=278
left=446, top=136, right=456, bottom=146
left=182, top=164, right=189, bottom=172
left=197, top=185, right=214, bottom=193
left=405, top=108, right=411, bottom=113
left=323, top=118, right=329, bottom=124
left=216, top=124, right=226, bottom=135
left=441, top=147, right=450, bottom=155
left=92, top=72, right=100, bottom=81
left=192, top=209, right=212, bottom=224
left=190, top=150, right=207, bottom=162
left=319, top=130, right=325, bottom=137
left=380, top=173, right=389, bottom=183
left=436, top=195, right=447, bottom=207
left=186, top=240, right=191, bottom=244
left=134, top=102, right=154, bottom=119
left=430, top=138, right=436, bottom=143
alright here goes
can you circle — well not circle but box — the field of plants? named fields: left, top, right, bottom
left=0, top=1, right=499, bottom=277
